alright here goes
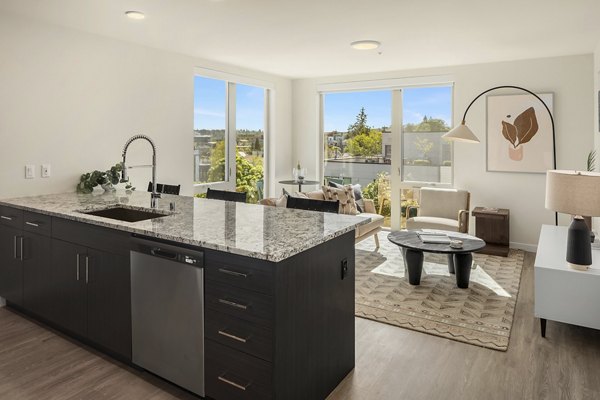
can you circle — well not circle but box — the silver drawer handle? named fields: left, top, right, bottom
left=218, top=374, right=250, bottom=391
left=218, top=298, right=248, bottom=310
left=1, top=216, right=13, bottom=221
left=218, top=329, right=248, bottom=343
left=218, top=268, right=249, bottom=278
left=25, top=222, right=40, bottom=227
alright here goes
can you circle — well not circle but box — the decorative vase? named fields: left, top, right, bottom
left=508, top=145, right=523, bottom=161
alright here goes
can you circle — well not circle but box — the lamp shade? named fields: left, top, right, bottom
left=545, top=170, right=600, bottom=216
left=442, top=122, right=480, bottom=143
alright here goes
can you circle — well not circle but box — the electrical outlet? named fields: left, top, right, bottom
left=341, top=258, right=348, bottom=280
left=25, top=165, right=35, bottom=179
left=41, top=164, right=51, bottom=178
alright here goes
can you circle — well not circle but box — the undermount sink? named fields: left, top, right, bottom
left=81, top=206, right=170, bottom=223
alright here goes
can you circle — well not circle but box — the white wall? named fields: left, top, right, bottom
left=0, top=13, right=292, bottom=199
left=292, top=55, right=594, bottom=249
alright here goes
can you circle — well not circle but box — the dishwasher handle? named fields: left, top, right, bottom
left=151, top=248, right=178, bottom=260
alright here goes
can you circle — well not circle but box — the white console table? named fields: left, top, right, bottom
left=535, top=224, right=600, bottom=337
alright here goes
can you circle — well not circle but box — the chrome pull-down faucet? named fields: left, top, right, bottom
left=121, top=134, right=161, bottom=208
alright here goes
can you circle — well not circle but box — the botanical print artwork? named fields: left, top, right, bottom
left=501, top=107, right=538, bottom=161
left=487, top=93, right=554, bottom=173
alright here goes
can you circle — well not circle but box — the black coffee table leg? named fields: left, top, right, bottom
left=454, top=253, right=473, bottom=289
left=447, top=254, right=455, bottom=274
left=405, top=249, right=424, bottom=285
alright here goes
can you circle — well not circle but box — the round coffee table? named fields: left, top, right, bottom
left=387, top=230, right=486, bottom=288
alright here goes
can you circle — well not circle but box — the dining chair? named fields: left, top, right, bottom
left=206, top=188, right=247, bottom=203
left=286, top=196, right=340, bottom=214
left=147, top=182, right=181, bottom=195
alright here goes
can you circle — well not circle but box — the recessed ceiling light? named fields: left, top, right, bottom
left=350, top=40, right=381, bottom=50
left=125, top=11, right=145, bottom=20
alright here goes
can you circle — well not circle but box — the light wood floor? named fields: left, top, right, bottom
left=1, top=252, right=600, bottom=400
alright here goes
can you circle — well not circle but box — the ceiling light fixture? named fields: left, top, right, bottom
left=125, top=11, right=145, bottom=20
left=350, top=40, right=381, bottom=50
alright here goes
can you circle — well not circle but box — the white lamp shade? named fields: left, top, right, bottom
left=545, top=170, right=600, bottom=216
left=442, top=123, right=480, bottom=143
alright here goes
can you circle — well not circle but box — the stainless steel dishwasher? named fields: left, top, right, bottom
left=130, top=236, right=205, bottom=397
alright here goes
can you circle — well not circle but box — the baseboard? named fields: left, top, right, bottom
left=510, top=241, right=537, bottom=253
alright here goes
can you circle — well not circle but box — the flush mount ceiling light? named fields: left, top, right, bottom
left=125, top=11, right=145, bottom=20
left=350, top=40, right=381, bottom=50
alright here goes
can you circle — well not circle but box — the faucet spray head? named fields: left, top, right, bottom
left=121, top=163, right=129, bottom=183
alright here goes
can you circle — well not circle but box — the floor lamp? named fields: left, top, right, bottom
left=443, top=85, right=558, bottom=225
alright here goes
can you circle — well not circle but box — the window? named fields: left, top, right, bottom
left=401, top=86, right=453, bottom=184
left=194, top=73, right=269, bottom=203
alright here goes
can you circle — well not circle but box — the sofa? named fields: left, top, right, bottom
left=260, top=190, right=384, bottom=250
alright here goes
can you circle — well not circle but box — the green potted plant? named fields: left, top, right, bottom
left=76, top=163, right=135, bottom=194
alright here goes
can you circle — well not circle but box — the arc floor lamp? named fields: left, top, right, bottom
left=442, top=85, right=557, bottom=225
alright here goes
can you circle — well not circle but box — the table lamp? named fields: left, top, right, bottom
left=545, top=170, right=600, bottom=270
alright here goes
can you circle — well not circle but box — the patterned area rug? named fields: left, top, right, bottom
left=355, top=232, right=525, bottom=351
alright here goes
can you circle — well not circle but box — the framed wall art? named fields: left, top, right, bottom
left=486, top=93, right=554, bottom=173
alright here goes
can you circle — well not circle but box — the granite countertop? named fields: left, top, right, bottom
left=0, top=191, right=370, bottom=262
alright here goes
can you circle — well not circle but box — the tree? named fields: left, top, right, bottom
left=207, top=140, right=226, bottom=182
left=347, top=107, right=370, bottom=138
left=404, top=116, right=450, bottom=132
left=346, top=129, right=382, bottom=157
left=253, top=137, right=262, bottom=152
left=207, top=142, right=264, bottom=203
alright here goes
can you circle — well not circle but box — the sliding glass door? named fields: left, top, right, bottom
left=322, top=84, right=453, bottom=229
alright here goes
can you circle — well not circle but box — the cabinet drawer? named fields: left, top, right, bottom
left=0, top=206, right=23, bottom=229
left=206, top=282, right=273, bottom=327
left=23, top=212, right=52, bottom=236
left=206, top=339, right=272, bottom=400
left=205, top=251, right=274, bottom=295
left=206, top=310, right=273, bottom=362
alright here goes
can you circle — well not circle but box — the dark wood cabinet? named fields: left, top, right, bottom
left=472, top=207, right=510, bottom=257
left=0, top=206, right=131, bottom=360
left=0, top=224, right=24, bottom=306
left=51, top=237, right=132, bottom=359
left=22, top=232, right=53, bottom=320
left=52, top=239, right=88, bottom=337
left=86, top=248, right=131, bottom=358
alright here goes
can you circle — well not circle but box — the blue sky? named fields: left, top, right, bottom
left=323, top=86, right=452, bottom=132
left=194, top=76, right=452, bottom=132
left=194, top=76, right=264, bottom=131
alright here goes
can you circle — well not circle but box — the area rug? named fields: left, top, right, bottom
left=355, top=232, right=525, bottom=351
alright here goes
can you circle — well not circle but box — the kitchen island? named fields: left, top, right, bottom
left=0, top=191, right=368, bottom=400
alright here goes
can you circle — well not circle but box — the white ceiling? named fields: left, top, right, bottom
left=2, top=0, right=600, bottom=79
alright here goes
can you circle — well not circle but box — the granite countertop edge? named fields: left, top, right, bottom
left=0, top=194, right=369, bottom=262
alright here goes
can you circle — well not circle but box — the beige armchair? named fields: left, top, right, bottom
left=406, top=187, right=470, bottom=233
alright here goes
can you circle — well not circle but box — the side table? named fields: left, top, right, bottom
left=472, top=207, right=509, bottom=257
left=535, top=224, right=600, bottom=337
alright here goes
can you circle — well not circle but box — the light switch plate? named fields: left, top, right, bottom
left=41, top=164, right=51, bottom=178
left=25, top=165, right=35, bottom=179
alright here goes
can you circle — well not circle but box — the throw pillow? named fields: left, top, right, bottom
left=329, top=181, right=364, bottom=213
left=275, top=193, right=287, bottom=207
left=322, top=185, right=358, bottom=215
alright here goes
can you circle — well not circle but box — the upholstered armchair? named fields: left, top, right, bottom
left=406, top=187, right=471, bottom=233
